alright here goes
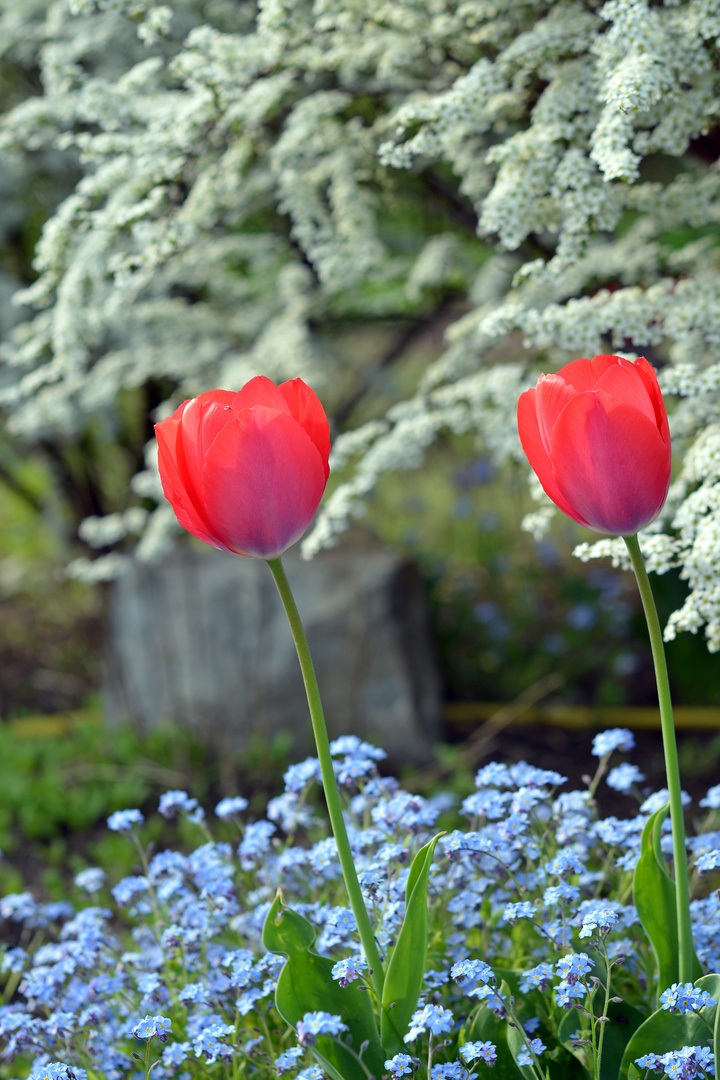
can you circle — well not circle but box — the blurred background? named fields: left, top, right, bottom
left=1, top=404, right=719, bottom=900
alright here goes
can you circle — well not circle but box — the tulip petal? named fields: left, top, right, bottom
left=589, top=354, right=627, bottom=382
left=634, top=356, right=671, bottom=446
left=156, top=415, right=234, bottom=552
left=232, top=376, right=292, bottom=415
left=201, top=406, right=328, bottom=558
left=534, top=374, right=580, bottom=454
left=178, top=391, right=237, bottom=509
left=230, top=377, right=330, bottom=477
left=517, top=387, right=591, bottom=528
left=278, top=378, right=331, bottom=479
left=552, top=355, right=619, bottom=394
left=550, top=391, right=671, bottom=535
left=594, top=359, right=656, bottom=425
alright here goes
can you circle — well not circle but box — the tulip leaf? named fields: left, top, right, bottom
left=695, top=972, right=720, bottom=1012
left=633, top=805, right=677, bottom=993
left=698, top=974, right=720, bottom=1061
left=694, top=974, right=720, bottom=1059
left=380, top=833, right=443, bottom=1054
left=632, top=805, right=702, bottom=997
left=262, top=891, right=384, bottom=1080
left=618, top=1005, right=709, bottom=1080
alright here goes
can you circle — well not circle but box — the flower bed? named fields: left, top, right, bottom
left=2, top=730, right=720, bottom=1080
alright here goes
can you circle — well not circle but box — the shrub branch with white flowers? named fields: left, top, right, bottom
left=2, top=0, right=720, bottom=644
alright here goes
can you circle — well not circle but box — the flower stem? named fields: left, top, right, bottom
left=595, top=945, right=613, bottom=1080
left=623, top=533, right=693, bottom=984
left=266, top=556, right=385, bottom=1001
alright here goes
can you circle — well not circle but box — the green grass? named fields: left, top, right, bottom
left=0, top=714, right=294, bottom=899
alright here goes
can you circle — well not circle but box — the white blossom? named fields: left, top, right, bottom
left=0, top=0, right=720, bottom=646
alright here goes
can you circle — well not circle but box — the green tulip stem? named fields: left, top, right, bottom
left=266, top=556, right=385, bottom=1001
left=623, top=533, right=693, bottom=984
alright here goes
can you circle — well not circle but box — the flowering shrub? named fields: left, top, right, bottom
left=3, top=730, right=720, bottom=1080
left=5, top=0, right=720, bottom=656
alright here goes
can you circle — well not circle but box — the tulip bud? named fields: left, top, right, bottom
left=155, top=376, right=330, bottom=559
left=517, top=354, right=671, bottom=536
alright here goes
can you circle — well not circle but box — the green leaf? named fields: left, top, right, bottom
left=618, top=1006, right=709, bottom=1080
left=380, top=833, right=442, bottom=1054
left=505, top=1017, right=544, bottom=1080
left=262, top=893, right=316, bottom=954
left=557, top=993, right=643, bottom=1080
left=587, top=947, right=609, bottom=989
left=633, top=805, right=678, bottom=993
left=597, top=999, right=645, bottom=1080
left=262, top=892, right=385, bottom=1080
left=695, top=974, right=720, bottom=1064
left=462, top=1006, right=526, bottom=1080
left=467, top=973, right=587, bottom=1079
left=632, top=805, right=702, bottom=997
left=702, top=974, right=720, bottom=1066
left=505, top=999, right=588, bottom=1080
left=695, top=972, right=720, bottom=1004
left=557, top=1008, right=590, bottom=1070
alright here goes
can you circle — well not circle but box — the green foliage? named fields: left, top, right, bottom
left=633, top=805, right=681, bottom=997
left=619, top=1003, right=710, bottom=1080
left=4, top=730, right=720, bottom=1080
left=0, top=716, right=291, bottom=897
left=633, top=805, right=703, bottom=999
left=262, top=893, right=385, bottom=1080
left=503, top=1011, right=539, bottom=1079
left=0, top=718, right=147, bottom=844
left=557, top=995, right=645, bottom=1080
left=370, top=442, right=719, bottom=710
left=380, top=833, right=442, bottom=1054
left=0, top=445, right=104, bottom=718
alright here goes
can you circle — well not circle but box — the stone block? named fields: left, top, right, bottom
left=103, top=541, right=441, bottom=764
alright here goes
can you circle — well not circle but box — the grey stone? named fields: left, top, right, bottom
left=103, top=541, right=441, bottom=764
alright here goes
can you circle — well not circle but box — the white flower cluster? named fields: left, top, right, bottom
left=1, top=0, right=720, bottom=645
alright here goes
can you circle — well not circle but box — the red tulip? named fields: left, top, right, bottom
left=517, top=354, right=671, bottom=536
left=155, top=376, right=330, bottom=559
